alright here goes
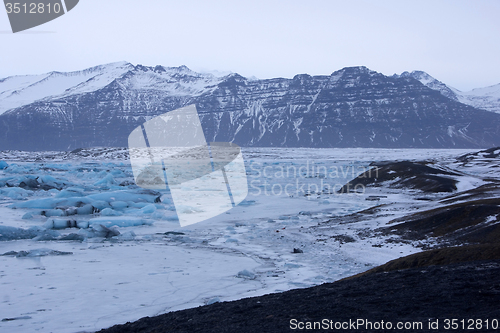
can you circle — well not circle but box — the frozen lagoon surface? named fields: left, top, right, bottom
left=0, top=148, right=478, bottom=332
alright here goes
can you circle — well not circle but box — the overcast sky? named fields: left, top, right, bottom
left=1, top=0, right=499, bottom=91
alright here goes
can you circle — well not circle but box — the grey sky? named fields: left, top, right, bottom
left=1, top=0, right=499, bottom=91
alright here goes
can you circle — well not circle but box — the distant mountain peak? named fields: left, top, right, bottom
left=219, top=73, right=248, bottom=85
left=394, top=70, right=459, bottom=101
left=398, top=70, right=500, bottom=113
left=293, top=73, right=313, bottom=81
left=334, top=66, right=377, bottom=75
left=399, top=70, right=438, bottom=84
left=84, top=61, right=134, bottom=72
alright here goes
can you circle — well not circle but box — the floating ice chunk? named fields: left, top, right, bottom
left=0, top=225, right=39, bottom=241
left=76, top=204, right=96, bottom=215
left=44, top=218, right=78, bottom=229
left=2, top=248, right=72, bottom=257
left=12, top=197, right=92, bottom=209
left=44, top=163, right=70, bottom=171
left=90, top=200, right=110, bottom=210
left=140, top=204, right=157, bottom=214
left=0, top=187, right=32, bottom=200
left=94, top=174, right=118, bottom=186
left=90, top=224, right=120, bottom=238
left=37, top=175, right=65, bottom=189
left=32, top=231, right=60, bottom=241
left=77, top=221, right=89, bottom=228
left=65, top=207, right=78, bottom=216
left=101, top=208, right=123, bottom=216
left=0, top=225, right=60, bottom=241
left=0, top=176, right=14, bottom=187
left=0, top=161, right=8, bottom=170
left=116, top=230, right=136, bottom=240
left=163, top=215, right=179, bottom=221
left=66, top=187, right=84, bottom=193
left=60, top=197, right=95, bottom=207
left=42, top=209, right=65, bottom=217
left=16, top=176, right=40, bottom=189
left=4, top=164, right=29, bottom=174
left=76, top=228, right=93, bottom=239
left=129, top=202, right=149, bottom=208
left=86, top=190, right=161, bottom=203
left=88, top=216, right=150, bottom=228
left=22, top=212, right=34, bottom=219
left=284, top=263, right=302, bottom=269
left=236, top=269, right=256, bottom=279
left=74, top=224, right=120, bottom=239
left=55, top=188, right=85, bottom=198
left=151, top=211, right=164, bottom=219
left=226, top=238, right=238, bottom=243
left=43, top=218, right=91, bottom=229
left=110, top=201, right=128, bottom=210
left=110, top=169, right=126, bottom=177
left=206, top=297, right=220, bottom=305
left=38, top=175, right=56, bottom=183
left=59, top=233, right=85, bottom=241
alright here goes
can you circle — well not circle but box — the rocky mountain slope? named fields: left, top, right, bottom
left=1, top=63, right=500, bottom=150
left=397, top=70, right=500, bottom=114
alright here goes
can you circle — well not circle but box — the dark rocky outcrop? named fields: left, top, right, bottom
left=380, top=197, right=500, bottom=247
left=338, top=161, right=460, bottom=193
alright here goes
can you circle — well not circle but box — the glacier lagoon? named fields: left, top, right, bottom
left=0, top=147, right=479, bottom=332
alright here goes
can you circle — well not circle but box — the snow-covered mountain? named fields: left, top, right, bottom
left=1, top=63, right=500, bottom=150
left=0, top=62, right=223, bottom=116
left=454, top=84, right=500, bottom=114
left=396, top=71, right=500, bottom=114
left=0, top=62, right=132, bottom=116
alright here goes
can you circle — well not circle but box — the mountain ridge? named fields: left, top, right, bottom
left=1, top=63, right=500, bottom=150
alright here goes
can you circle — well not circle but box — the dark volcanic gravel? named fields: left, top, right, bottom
left=99, top=260, right=500, bottom=333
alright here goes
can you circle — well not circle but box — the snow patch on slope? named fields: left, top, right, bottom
left=454, top=83, right=500, bottom=114
left=0, top=62, right=134, bottom=115
left=397, top=70, right=500, bottom=114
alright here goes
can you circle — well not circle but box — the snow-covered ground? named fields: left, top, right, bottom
left=0, top=148, right=479, bottom=333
